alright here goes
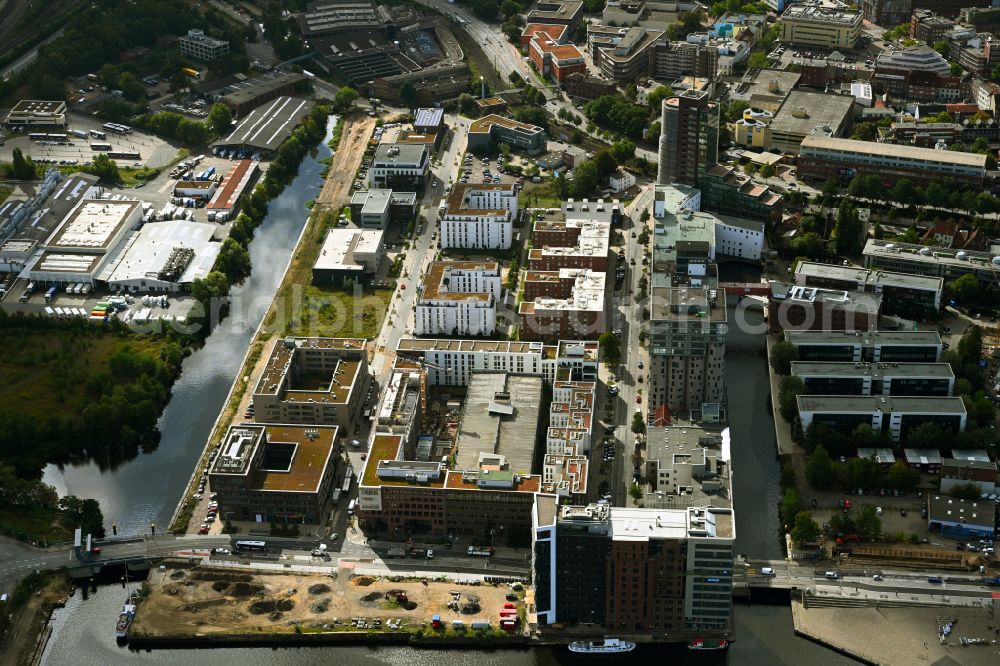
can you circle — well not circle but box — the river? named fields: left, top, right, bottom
left=38, top=142, right=855, bottom=662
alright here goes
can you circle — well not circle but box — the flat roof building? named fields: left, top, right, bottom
left=779, top=5, right=863, bottom=49
left=179, top=28, right=229, bottom=61
left=441, top=183, right=518, bottom=250
left=927, top=494, right=996, bottom=538
left=5, top=100, right=66, bottom=127
left=207, top=160, right=260, bottom=218
left=587, top=24, right=665, bottom=81
left=299, top=0, right=384, bottom=37
left=217, top=72, right=309, bottom=117
left=468, top=114, right=547, bottom=155
left=797, top=395, right=967, bottom=441
left=529, top=37, right=586, bottom=83
left=529, top=202, right=615, bottom=273
left=348, top=188, right=417, bottom=229
left=213, top=96, right=316, bottom=156
left=940, top=457, right=997, bottom=494
left=98, top=220, right=222, bottom=293
left=862, top=239, right=1000, bottom=287
left=312, top=228, right=384, bottom=286
left=415, top=261, right=501, bottom=337
left=798, top=136, right=987, bottom=187
left=526, top=0, right=584, bottom=28
left=767, top=283, right=881, bottom=336
left=252, top=337, right=373, bottom=433
left=790, top=361, right=955, bottom=397
left=794, top=261, right=943, bottom=319
left=644, top=426, right=731, bottom=509
left=762, top=91, right=856, bottom=155
left=369, top=142, right=429, bottom=191
left=519, top=268, right=606, bottom=341
left=209, top=423, right=340, bottom=523
left=785, top=329, right=943, bottom=363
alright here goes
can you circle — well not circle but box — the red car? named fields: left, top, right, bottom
left=844, top=499, right=852, bottom=510
left=635, top=395, right=642, bottom=403
left=199, top=526, right=210, bottom=534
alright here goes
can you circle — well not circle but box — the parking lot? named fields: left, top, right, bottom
left=456, top=151, right=522, bottom=189
left=0, top=111, right=179, bottom=169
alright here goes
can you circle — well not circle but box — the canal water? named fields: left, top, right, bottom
left=38, top=148, right=856, bottom=663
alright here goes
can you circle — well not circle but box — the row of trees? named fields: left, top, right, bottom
left=847, top=174, right=1000, bottom=216
left=584, top=95, right=650, bottom=140
left=551, top=138, right=636, bottom=199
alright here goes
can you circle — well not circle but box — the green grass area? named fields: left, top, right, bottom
left=518, top=180, right=561, bottom=209
left=0, top=506, right=75, bottom=544
left=0, top=186, right=11, bottom=204
left=0, top=328, right=167, bottom=420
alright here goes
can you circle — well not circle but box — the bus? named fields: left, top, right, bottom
left=102, top=122, right=130, bottom=134
left=47, top=133, right=67, bottom=141
left=181, top=67, right=201, bottom=80
left=90, top=143, right=112, bottom=152
left=28, top=133, right=47, bottom=141
left=70, top=130, right=88, bottom=139
left=89, top=129, right=106, bottom=140
left=234, top=540, right=267, bottom=553
left=108, top=151, right=141, bottom=160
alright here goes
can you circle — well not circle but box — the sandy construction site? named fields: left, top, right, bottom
left=130, top=562, right=519, bottom=637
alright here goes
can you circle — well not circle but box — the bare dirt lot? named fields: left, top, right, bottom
left=131, top=563, right=517, bottom=637
left=315, top=114, right=377, bottom=211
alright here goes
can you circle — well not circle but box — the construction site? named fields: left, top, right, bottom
left=129, top=561, right=522, bottom=640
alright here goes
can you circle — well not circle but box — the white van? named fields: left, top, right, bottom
left=348, top=499, right=356, bottom=514
left=824, top=571, right=839, bottom=580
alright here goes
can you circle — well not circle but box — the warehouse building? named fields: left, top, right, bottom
left=28, top=199, right=143, bottom=287
left=212, top=96, right=316, bottom=157
left=217, top=72, right=309, bottom=117
left=98, top=220, right=222, bottom=293
left=927, top=494, right=996, bottom=539
left=312, top=228, right=384, bottom=286
left=4, top=100, right=66, bottom=127
left=790, top=361, right=955, bottom=397
left=209, top=423, right=341, bottom=524
left=207, top=160, right=261, bottom=219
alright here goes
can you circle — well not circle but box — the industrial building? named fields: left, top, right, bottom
left=348, top=188, right=417, bottom=228
left=927, top=494, right=996, bottom=539
left=209, top=423, right=340, bottom=524
left=98, top=220, right=222, bottom=292
left=778, top=5, right=863, bottom=49
left=793, top=261, right=943, bottom=319
left=784, top=330, right=943, bottom=363
left=215, top=72, right=310, bottom=117
left=467, top=115, right=547, bottom=156
left=252, top=337, right=373, bottom=432
left=414, top=261, right=501, bottom=337
left=796, top=395, right=967, bottom=441
left=179, top=29, right=229, bottom=61
left=798, top=136, right=987, bottom=187
left=207, top=160, right=261, bottom=219
left=395, top=337, right=599, bottom=386
left=212, top=96, right=316, bottom=157
left=4, top=100, right=66, bottom=127
left=519, top=268, right=606, bottom=341
left=28, top=199, right=143, bottom=287
left=311, top=228, right=384, bottom=286
left=939, top=457, right=997, bottom=494
left=440, top=183, right=518, bottom=250
left=790, top=361, right=955, bottom=397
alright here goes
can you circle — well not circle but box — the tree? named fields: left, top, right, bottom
left=933, top=40, right=950, bottom=57
left=333, top=86, right=359, bottom=113
left=770, top=340, right=797, bottom=375
left=780, top=487, right=801, bottom=524
left=610, top=138, right=636, bottom=164
left=399, top=81, right=418, bottom=108
left=500, top=0, right=522, bottom=16
left=207, top=102, right=232, bottom=136
left=855, top=505, right=882, bottom=541
left=628, top=483, right=643, bottom=502
left=759, top=163, right=776, bottom=178
left=748, top=50, right=769, bottom=71
left=191, top=271, right=230, bottom=309
left=631, top=411, right=645, bottom=434
left=790, top=511, right=821, bottom=545
left=569, top=160, right=599, bottom=198
left=87, top=153, right=120, bottom=183
left=948, top=273, right=979, bottom=304
left=645, top=85, right=673, bottom=110
left=592, top=150, right=617, bottom=178
left=9, top=148, right=37, bottom=180
left=950, top=482, right=984, bottom=500
left=887, top=461, right=919, bottom=491
left=778, top=375, right=804, bottom=423
left=458, top=93, right=477, bottom=116
left=805, top=445, right=835, bottom=489
left=215, top=237, right=251, bottom=284
left=99, top=63, right=121, bottom=89
left=599, top=331, right=621, bottom=363
left=31, top=75, right=66, bottom=101
left=833, top=201, right=863, bottom=256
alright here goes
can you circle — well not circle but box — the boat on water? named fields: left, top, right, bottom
left=688, top=638, right=729, bottom=651
left=115, top=594, right=137, bottom=640
left=568, top=638, right=637, bottom=654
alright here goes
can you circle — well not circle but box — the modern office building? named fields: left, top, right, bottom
left=862, top=239, right=1000, bottom=287
left=440, top=183, right=518, bottom=250
left=767, top=284, right=881, bottom=336
left=395, top=338, right=600, bottom=385
left=209, top=423, right=340, bottom=523
left=312, top=228, right=384, bottom=285
left=529, top=37, right=586, bottom=82
left=415, top=261, right=501, bottom=337
left=796, top=395, right=967, bottom=441
left=649, top=286, right=728, bottom=418
left=778, top=5, right=863, bottom=49
left=533, top=502, right=735, bottom=637
left=348, top=188, right=417, bottom=228
left=784, top=330, right=943, bottom=363
left=648, top=41, right=718, bottom=82
left=563, top=71, right=617, bottom=99
left=369, top=143, right=429, bottom=190
left=467, top=114, right=547, bottom=155
left=252, top=337, right=373, bottom=433
left=179, top=29, right=229, bottom=61
left=657, top=90, right=719, bottom=186
left=587, top=24, right=665, bottom=81
left=519, top=268, right=606, bottom=341
left=644, top=425, right=730, bottom=504
left=4, top=99, right=66, bottom=127
left=520, top=23, right=568, bottom=49
left=696, top=165, right=783, bottom=223
left=790, top=361, right=955, bottom=397
left=793, top=261, right=943, bottom=319
left=526, top=0, right=584, bottom=29
left=798, top=136, right=987, bottom=187
left=757, top=91, right=856, bottom=155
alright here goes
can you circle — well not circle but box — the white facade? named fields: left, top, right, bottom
left=441, top=184, right=518, bottom=250
left=369, top=144, right=428, bottom=188
left=609, top=169, right=636, bottom=193
left=179, top=29, right=230, bottom=61
left=415, top=299, right=497, bottom=336
left=714, top=217, right=764, bottom=260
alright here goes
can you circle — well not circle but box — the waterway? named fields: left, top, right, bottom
left=41, top=116, right=336, bottom=536
left=38, top=156, right=855, bottom=662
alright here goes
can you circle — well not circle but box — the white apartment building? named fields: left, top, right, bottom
left=440, top=183, right=518, bottom=250
left=714, top=215, right=764, bottom=261
left=394, top=338, right=600, bottom=386
left=414, top=261, right=501, bottom=336
left=179, top=29, right=230, bottom=61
